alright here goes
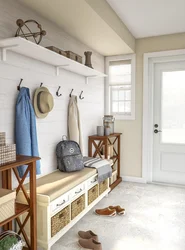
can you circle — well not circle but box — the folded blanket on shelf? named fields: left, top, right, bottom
left=83, top=157, right=112, bottom=183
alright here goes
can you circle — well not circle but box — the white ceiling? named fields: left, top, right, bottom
left=18, top=0, right=134, bottom=56
left=106, top=0, right=185, bottom=38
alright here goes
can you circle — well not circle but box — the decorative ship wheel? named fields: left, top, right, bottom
left=15, top=19, right=46, bottom=44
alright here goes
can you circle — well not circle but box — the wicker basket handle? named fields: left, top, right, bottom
left=77, top=199, right=81, bottom=205
left=59, top=213, right=64, bottom=218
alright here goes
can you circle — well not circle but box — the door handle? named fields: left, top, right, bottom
left=154, top=129, right=162, bottom=134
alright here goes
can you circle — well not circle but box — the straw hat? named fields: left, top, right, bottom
left=34, top=87, right=54, bottom=118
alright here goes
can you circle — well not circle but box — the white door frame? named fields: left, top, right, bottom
left=142, top=49, right=185, bottom=183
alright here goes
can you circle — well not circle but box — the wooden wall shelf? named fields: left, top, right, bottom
left=0, top=37, right=107, bottom=82
left=0, top=155, right=40, bottom=250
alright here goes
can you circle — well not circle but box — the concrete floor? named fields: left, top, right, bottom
left=52, top=182, right=185, bottom=250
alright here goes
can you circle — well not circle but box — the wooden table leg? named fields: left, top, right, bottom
left=2, top=171, right=7, bottom=189
left=88, top=138, right=92, bottom=157
left=117, top=135, right=121, bottom=178
left=29, top=162, right=37, bottom=250
left=104, top=138, right=108, bottom=159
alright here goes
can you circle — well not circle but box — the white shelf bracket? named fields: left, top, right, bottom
left=2, top=48, right=6, bottom=61
left=85, top=75, right=97, bottom=84
left=0, top=45, right=19, bottom=61
left=56, top=65, right=70, bottom=76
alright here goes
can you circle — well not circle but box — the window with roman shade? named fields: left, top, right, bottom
left=105, top=54, right=135, bottom=120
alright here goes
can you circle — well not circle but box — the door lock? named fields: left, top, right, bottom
left=154, top=124, right=158, bottom=128
left=154, top=129, right=162, bottom=134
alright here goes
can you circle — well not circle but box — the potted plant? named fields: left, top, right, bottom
left=0, top=231, right=24, bottom=250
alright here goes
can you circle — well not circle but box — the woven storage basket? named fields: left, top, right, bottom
left=0, top=188, right=16, bottom=223
left=71, top=194, right=85, bottom=220
left=51, top=205, right=70, bottom=237
left=99, top=179, right=108, bottom=195
left=65, top=51, right=76, bottom=61
left=0, top=132, right=6, bottom=146
left=109, top=169, right=117, bottom=185
left=65, top=51, right=82, bottom=63
left=88, top=184, right=98, bottom=205
left=46, top=46, right=67, bottom=57
left=0, top=144, right=16, bottom=165
left=76, top=55, right=82, bottom=64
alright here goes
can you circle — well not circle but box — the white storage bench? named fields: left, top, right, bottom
left=17, top=168, right=110, bottom=250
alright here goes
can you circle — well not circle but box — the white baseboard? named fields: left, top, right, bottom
left=122, top=176, right=147, bottom=184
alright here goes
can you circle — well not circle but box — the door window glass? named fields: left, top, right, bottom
left=162, top=70, right=185, bottom=144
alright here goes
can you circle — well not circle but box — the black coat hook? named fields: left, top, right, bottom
left=17, top=78, right=23, bottom=91
left=56, top=86, right=62, bottom=97
left=79, top=91, right=84, bottom=100
left=69, top=89, right=74, bottom=97
left=40, top=82, right=43, bottom=87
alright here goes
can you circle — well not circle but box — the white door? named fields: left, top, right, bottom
left=153, top=60, right=185, bottom=185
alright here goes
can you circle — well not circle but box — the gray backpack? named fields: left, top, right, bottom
left=56, top=138, right=84, bottom=172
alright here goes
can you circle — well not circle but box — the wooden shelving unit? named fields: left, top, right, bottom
left=0, top=37, right=107, bottom=82
left=0, top=155, right=40, bottom=250
left=88, top=133, right=122, bottom=190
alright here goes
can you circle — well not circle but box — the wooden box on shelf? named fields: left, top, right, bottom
left=46, top=46, right=67, bottom=57
left=65, top=51, right=82, bottom=63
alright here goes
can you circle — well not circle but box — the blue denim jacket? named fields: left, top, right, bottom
left=15, top=87, right=41, bottom=177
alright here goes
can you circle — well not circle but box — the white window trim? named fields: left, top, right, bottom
left=105, top=54, right=136, bottom=120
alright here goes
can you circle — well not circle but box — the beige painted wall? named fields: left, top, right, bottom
left=116, top=32, right=185, bottom=178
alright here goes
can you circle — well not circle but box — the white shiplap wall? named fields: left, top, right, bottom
left=0, top=0, right=104, bottom=181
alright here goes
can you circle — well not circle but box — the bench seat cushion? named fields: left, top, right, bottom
left=17, top=168, right=97, bottom=204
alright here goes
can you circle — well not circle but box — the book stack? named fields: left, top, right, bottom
left=0, top=132, right=16, bottom=165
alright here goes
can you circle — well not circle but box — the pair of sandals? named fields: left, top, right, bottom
left=78, top=230, right=102, bottom=250
left=95, top=205, right=125, bottom=217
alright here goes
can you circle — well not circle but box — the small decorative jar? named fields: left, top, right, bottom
left=97, top=126, right=104, bottom=136
left=104, top=126, right=111, bottom=136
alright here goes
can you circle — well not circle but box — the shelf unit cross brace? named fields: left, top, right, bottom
left=56, top=64, right=70, bottom=76
left=0, top=44, right=19, bottom=61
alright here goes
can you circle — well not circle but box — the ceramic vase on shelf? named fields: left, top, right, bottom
left=104, top=126, right=111, bottom=136
left=84, top=51, right=93, bottom=68
left=97, top=126, right=104, bottom=136
left=103, top=115, right=115, bottom=134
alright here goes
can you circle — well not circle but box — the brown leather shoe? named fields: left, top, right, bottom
left=78, top=238, right=102, bottom=250
left=78, top=230, right=98, bottom=241
left=95, top=207, right=116, bottom=217
left=109, top=205, right=125, bottom=215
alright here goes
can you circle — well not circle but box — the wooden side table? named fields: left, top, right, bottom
left=88, top=133, right=122, bottom=190
left=0, top=155, right=40, bottom=250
